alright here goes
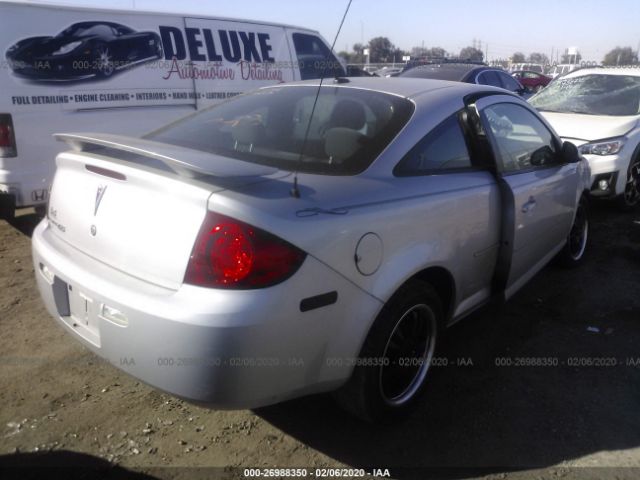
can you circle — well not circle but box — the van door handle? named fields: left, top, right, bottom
left=522, top=196, right=537, bottom=213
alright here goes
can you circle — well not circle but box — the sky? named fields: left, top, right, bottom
left=8, top=0, right=640, bottom=62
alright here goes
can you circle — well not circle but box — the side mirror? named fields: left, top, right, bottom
left=561, top=141, right=580, bottom=163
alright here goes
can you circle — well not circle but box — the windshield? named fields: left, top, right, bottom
left=147, top=86, right=414, bottom=175
left=530, top=74, right=640, bottom=116
left=57, top=24, right=113, bottom=38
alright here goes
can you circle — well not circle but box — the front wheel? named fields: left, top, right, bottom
left=616, top=156, right=640, bottom=211
left=333, top=280, right=443, bottom=422
left=557, top=196, right=589, bottom=267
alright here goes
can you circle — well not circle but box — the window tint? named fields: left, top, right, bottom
left=482, top=103, right=558, bottom=172
left=477, top=71, right=502, bottom=87
left=499, top=72, right=523, bottom=92
left=395, top=114, right=471, bottom=175
left=292, top=33, right=345, bottom=80
left=147, top=86, right=413, bottom=176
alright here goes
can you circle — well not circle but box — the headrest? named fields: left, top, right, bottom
left=324, top=127, right=364, bottom=163
left=329, top=100, right=366, bottom=131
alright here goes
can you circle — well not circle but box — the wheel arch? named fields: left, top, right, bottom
left=408, top=266, right=456, bottom=323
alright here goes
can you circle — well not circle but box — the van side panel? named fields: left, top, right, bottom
left=0, top=3, right=323, bottom=209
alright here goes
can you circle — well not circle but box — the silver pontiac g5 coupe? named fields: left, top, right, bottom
left=32, top=78, right=591, bottom=422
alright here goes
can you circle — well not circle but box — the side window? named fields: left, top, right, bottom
left=292, top=33, right=346, bottom=80
left=482, top=103, right=559, bottom=173
left=477, top=71, right=502, bottom=87
left=499, top=72, right=523, bottom=93
left=395, top=114, right=472, bottom=176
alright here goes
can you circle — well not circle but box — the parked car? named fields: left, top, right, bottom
left=33, top=78, right=590, bottom=422
left=511, top=70, right=551, bottom=93
left=547, top=63, right=578, bottom=79
left=398, top=63, right=528, bottom=97
left=509, top=63, right=544, bottom=74
left=530, top=68, right=640, bottom=210
left=374, top=66, right=403, bottom=77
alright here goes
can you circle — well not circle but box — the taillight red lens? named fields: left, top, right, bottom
left=185, top=212, right=306, bottom=289
left=0, top=114, right=17, bottom=157
left=0, top=124, right=11, bottom=148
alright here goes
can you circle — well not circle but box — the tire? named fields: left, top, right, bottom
left=557, top=195, right=589, bottom=267
left=34, top=205, right=47, bottom=218
left=616, top=155, right=640, bottom=212
left=334, top=279, right=443, bottom=423
left=0, top=195, right=15, bottom=222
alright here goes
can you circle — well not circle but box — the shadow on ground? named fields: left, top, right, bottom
left=0, top=450, right=159, bottom=480
left=257, top=204, right=640, bottom=479
left=7, top=209, right=42, bottom=237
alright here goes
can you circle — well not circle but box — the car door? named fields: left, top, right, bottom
left=472, top=96, right=580, bottom=298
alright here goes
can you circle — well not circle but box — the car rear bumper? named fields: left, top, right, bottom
left=32, top=219, right=381, bottom=409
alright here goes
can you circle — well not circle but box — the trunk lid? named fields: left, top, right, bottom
left=48, top=133, right=281, bottom=290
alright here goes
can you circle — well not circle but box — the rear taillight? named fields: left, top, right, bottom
left=0, top=114, right=17, bottom=158
left=184, top=212, right=306, bottom=289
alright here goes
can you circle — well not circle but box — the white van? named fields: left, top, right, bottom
left=0, top=1, right=344, bottom=219
left=548, top=63, right=578, bottom=79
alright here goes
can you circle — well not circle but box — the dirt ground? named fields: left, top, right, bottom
left=0, top=202, right=639, bottom=480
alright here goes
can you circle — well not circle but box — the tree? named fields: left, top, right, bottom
left=603, top=46, right=638, bottom=66
left=511, top=52, right=526, bottom=63
left=410, top=46, right=447, bottom=61
left=368, top=37, right=395, bottom=63
left=459, top=46, right=484, bottom=62
left=528, top=52, right=549, bottom=65
left=560, top=49, right=582, bottom=64
left=351, top=43, right=366, bottom=64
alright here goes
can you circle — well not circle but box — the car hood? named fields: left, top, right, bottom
left=8, top=36, right=85, bottom=58
left=540, top=111, right=639, bottom=143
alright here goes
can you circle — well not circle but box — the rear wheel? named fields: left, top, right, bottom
left=617, top=156, right=640, bottom=211
left=557, top=195, right=589, bottom=267
left=334, top=280, right=442, bottom=422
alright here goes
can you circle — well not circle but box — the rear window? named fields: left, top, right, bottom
left=147, top=86, right=414, bottom=175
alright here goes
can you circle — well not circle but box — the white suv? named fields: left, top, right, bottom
left=530, top=67, right=640, bottom=210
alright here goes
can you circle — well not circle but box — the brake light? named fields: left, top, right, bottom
left=0, top=114, right=17, bottom=157
left=185, top=212, right=306, bottom=289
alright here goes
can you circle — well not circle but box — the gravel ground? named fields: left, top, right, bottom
left=0, top=203, right=639, bottom=480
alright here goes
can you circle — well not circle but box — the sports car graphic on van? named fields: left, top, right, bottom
left=5, top=21, right=163, bottom=81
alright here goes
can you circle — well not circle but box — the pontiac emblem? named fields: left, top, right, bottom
left=94, top=185, right=107, bottom=216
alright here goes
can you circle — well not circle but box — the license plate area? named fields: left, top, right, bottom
left=53, top=277, right=101, bottom=347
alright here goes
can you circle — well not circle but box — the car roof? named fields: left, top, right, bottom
left=398, top=64, right=493, bottom=81
left=562, top=67, right=640, bottom=78
left=271, top=77, right=514, bottom=103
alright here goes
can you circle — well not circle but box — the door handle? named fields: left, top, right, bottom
left=522, top=196, right=537, bottom=213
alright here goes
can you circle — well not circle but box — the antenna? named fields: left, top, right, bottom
left=290, top=0, right=353, bottom=199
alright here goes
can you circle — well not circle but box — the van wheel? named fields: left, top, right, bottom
left=334, top=280, right=442, bottom=422
left=557, top=196, right=589, bottom=267
left=617, top=156, right=640, bottom=211
left=0, top=196, right=15, bottom=222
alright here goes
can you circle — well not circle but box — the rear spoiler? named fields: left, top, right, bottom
left=54, top=133, right=278, bottom=179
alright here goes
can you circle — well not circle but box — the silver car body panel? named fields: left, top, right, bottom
left=33, top=78, right=591, bottom=407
